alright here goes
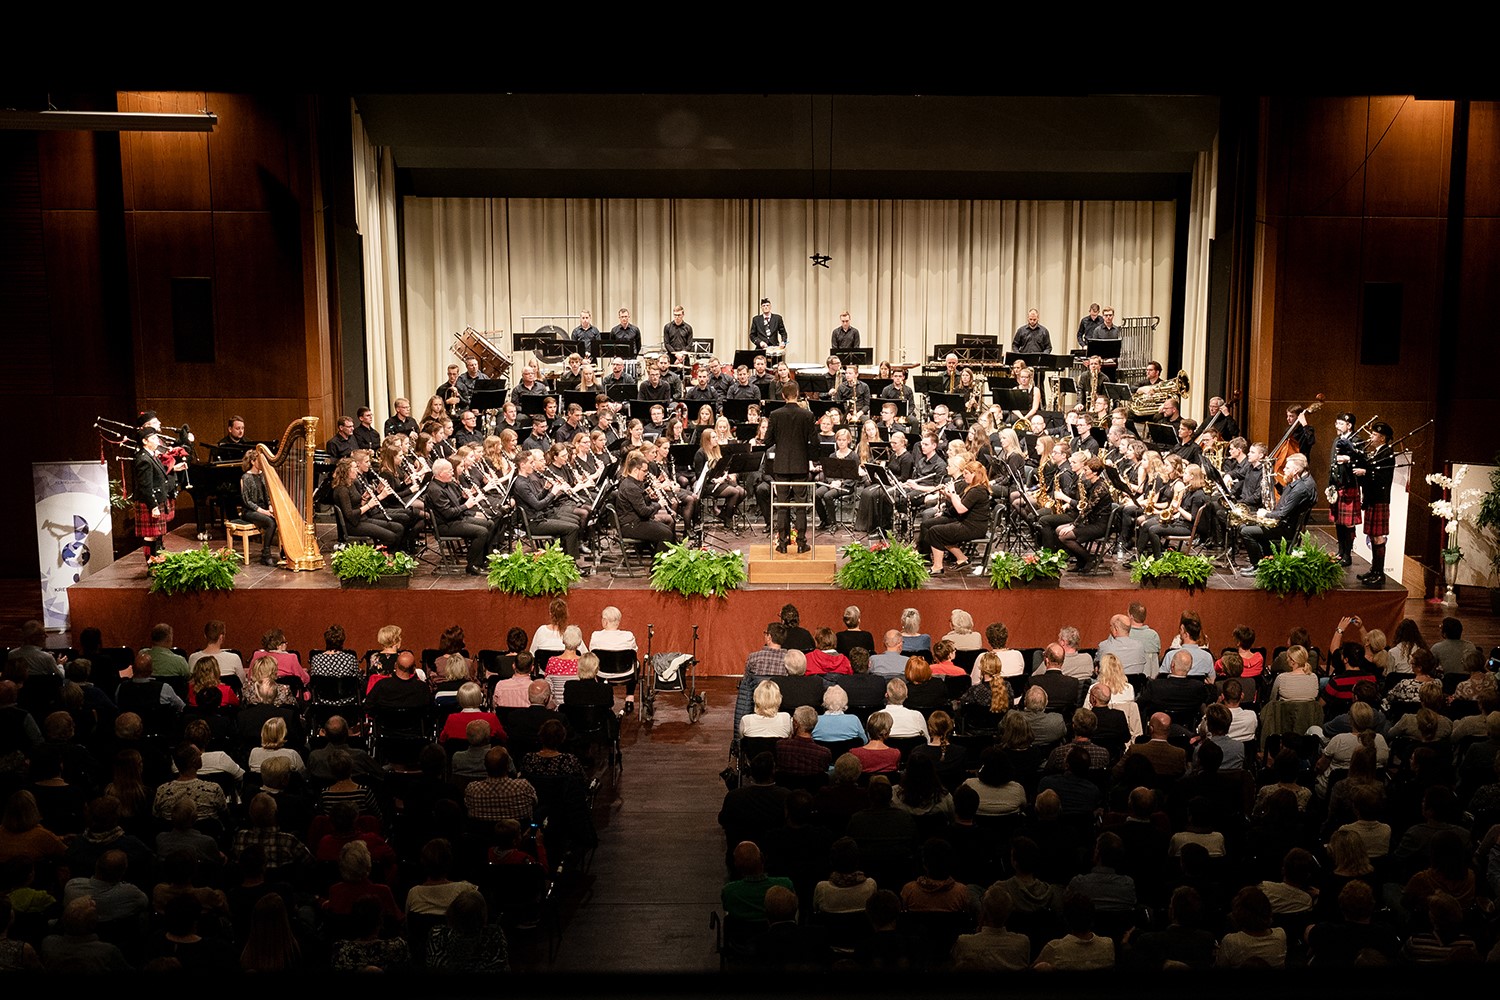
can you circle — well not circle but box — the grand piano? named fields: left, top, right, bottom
left=186, top=440, right=333, bottom=541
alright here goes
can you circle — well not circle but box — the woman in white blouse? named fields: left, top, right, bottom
left=739, top=680, right=792, bottom=739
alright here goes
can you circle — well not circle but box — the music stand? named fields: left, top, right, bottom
left=865, top=377, right=893, bottom=396
left=721, top=398, right=757, bottom=424
left=797, top=374, right=833, bottom=396
left=734, top=423, right=762, bottom=442
left=598, top=342, right=634, bottom=361
left=1102, top=461, right=1135, bottom=497
left=806, top=398, right=842, bottom=421
left=956, top=334, right=998, bottom=345
left=563, top=390, right=598, bottom=414
left=669, top=442, right=699, bottom=471
left=629, top=399, right=668, bottom=423
left=513, top=333, right=555, bottom=354
left=912, top=376, right=946, bottom=394
left=606, top=383, right=638, bottom=402
left=1103, top=383, right=1134, bottom=404
left=471, top=389, right=508, bottom=413
left=1145, top=422, right=1178, bottom=449
left=832, top=348, right=873, bottom=367
left=732, top=349, right=762, bottom=370
left=1005, top=352, right=1049, bottom=369
left=996, top=388, right=1033, bottom=412
left=926, top=392, right=966, bottom=417
left=1055, top=377, right=1077, bottom=398
left=691, top=337, right=714, bottom=356
left=1090, top=338, right=1124, bottom=361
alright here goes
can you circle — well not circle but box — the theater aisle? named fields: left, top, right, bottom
left=549, top=676, right=740, bottom=972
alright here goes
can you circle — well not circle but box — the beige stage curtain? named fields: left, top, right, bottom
left=1181, top=139, right=1220, bottom=424
left=351, top=104, right=409, bottom=415
left=396, top=197, right=1177, bottom=412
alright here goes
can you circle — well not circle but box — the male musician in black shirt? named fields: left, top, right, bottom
left=1093, top=306, right=1123, bottom=344
left=881, top=367, right=915, bottom=409
left=609, top=307, right=642, bottom=357
left=555, top=404, right=586, bottom=445
left=637, top=365, right=673, bottom=403
left=750, top=298, right=788, bottom=351
left=1355, top=421, right=1396, bottom=587
left=833, top=366, right=871, bottom=419
left=521, top=414, right=554, bottom=453
left=644, top=404, right=669, bottom=440
left=456, top=356, right=480, bottom=406
left=496, top=401, right=522, bottom=440
left=384, top=397, right=417, bottom=438
left=218, top=416, right=249, bottom=453
left=1077, top=355, right=1110, bottom=412
left=436, top=364, right=463, bottom=416
left=1201, top=396, right=1240, bottom=442
left=725, top=366, right=761, bottom=401
left=831, top=311, right=860, bottom=352
left=751, top=355, right=775, bottom=388
left=663, top=305, right=694, bottom=366
left=683, top=371, right=720, bottom=409
left=1136, top=362, right=1164, bottom=393
left=1236, top=442, right=1267, bottom=506
left=1075, top=303, right=1103, bottom=348
left=1071, top=412, right=1106, bottom=455
left=765, top=380, right=819, bottom=552
left=326, top=416, right=357, bottom=463
left=904, top=432, right=949, bottom=508
left=572, top=309, right=602, bottom=357
left=602, top=357, right=634, bottom=394
left=1238, top=452, right=1316, bottom=573
left=1170, top=418, right=1203, bottom=466
left=511, top=449, right=582, bottom=557
left=1012, top=309, right=1051, bottom=354
left=352, top=408, right=382, bottom=451
left=453, top=409, right=484, bottom=448
left=511, top=365, right=548, bottom=406
left=426, top=458, right=497, bottom=575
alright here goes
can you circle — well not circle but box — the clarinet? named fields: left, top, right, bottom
left=357, top=471, right=395, bottom=520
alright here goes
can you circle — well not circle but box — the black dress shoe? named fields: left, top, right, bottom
left=1361, top=573, right=1386, bottom=588
left=774, top=543, right=788, bottom=554
left=466, top=566, right=485, bottom=576
left=260, top=555, right=279, bottom=567
left=1339, top=554, right=1353, bottom=567
left=797, top=544, right=811, bottom=553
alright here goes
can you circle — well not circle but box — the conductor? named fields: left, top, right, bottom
left=765, top=380, right=819, bottom=553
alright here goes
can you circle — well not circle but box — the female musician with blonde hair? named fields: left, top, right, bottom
left=422, top=395, right=448, bottom=427
left=1010, top=362, right=1043, bottom=423
left=692, top=427, right=746, bottom=529
left=924, top=460, right=992, bottom=575
left=1136, top=462, right=1207, bottom=558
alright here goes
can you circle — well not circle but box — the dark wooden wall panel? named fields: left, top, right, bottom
left=1282, top=99, right=1371, bottom=218
left=213, top=210, right=309, bottom=395
left=125, top=210, right=214, bottom=375
left=118, top=91, right=211, bottom=211
left=1363, top=97, right=1450, bottom=220
left=37, top=130, right=100, bottom=211
left=207, top=92, right=293, bottom=212
left=1465, top=102, right=1500, bottom=218
left=43, top=211, right=108, bottom=383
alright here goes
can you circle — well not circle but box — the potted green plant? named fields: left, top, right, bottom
left=1474, top=455, right=1500, bottom=612
left=1251, top=531, right=1345, bottom=599
left=146, top=545, right=242, bottom=596
left=330, top=543, right=417, bottom=589
left=486, top=541, right=580, bottom=597
left=1130, top=550, right=1215, bottom=592
left=835, top=539, right=927, bottom=592
left=651, top=542, right=747, bottom=598
left=989, top=548, right=1068, bottom=590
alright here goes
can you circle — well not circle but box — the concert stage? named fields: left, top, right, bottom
left=67, top=522, right=1410, bottom=676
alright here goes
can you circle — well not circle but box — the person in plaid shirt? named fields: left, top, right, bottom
left=774, top=706, right=832, bottom=776
left=231, top=793, right=312, bottom=871
left=464, top=747, right=537, bottom=824
left=734, top=622, right=790, bottom=724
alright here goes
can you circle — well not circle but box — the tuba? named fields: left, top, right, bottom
left=1129, top=370, right=1191, bottom=418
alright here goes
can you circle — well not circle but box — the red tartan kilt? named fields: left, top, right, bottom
left=135, top=498, right=175, bottom=539
left=1332, top=488, right=1362, bottom=527
left=1363, top=503, right=1390, bottom=538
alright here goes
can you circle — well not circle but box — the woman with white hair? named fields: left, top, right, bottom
left=563, top=652, right=615, bottom=709
left=544, top=625, right=585, bottom=707
left=940, top=609, right=983, bottom=651
left=739, top=680, right=792, bottom=738
left=899, top=608, right=931, bottom=658
left=812, top=684, right=867, bottom=743
left=588, top=605, right=639, bottom=713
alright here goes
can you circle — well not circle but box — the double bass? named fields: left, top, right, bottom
left=1266, top=394, right=1324, bottom=501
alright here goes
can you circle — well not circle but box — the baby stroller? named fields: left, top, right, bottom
left=639, top=623, right=706, bottom=725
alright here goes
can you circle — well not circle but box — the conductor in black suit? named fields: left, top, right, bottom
left=750, top=298, right=788, bottom=351
left=765, top=380, right=819, bottom=553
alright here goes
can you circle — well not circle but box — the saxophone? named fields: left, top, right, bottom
left=1031, top=459, right=1056, bottom=512
left=1075, top=475, right=1092, bottom=522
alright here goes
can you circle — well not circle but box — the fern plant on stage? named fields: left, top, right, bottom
left=989, top=548, right=1068, bottom=589
left=1130, top=550, right=1215, bottom=591
left=836, top=539, right=927, bottom=592
left=330, top=543, right=417, bottom=585
left=1252, top=532, right=1345, bottom=598
left=146, top=545, right=242, bottom=595
left=486, top=541, right=580, bottom=597
left=651, top=543, right=747, bottom=599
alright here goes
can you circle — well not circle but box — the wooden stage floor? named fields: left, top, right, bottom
left=63, top=520, right=1411, bottom=678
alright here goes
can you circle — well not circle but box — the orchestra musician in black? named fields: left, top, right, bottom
left=426, top=457, right=502, bottom=575
left=616, top=450, right=676, bottom=552
left=238, top=450, right=280, bottom=566
left=750, top=298, right=788, bottom=351
left=331, top=456, right=412, bottom=553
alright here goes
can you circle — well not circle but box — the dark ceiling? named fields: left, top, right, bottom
left=354, top=93, right=1221, bottom=201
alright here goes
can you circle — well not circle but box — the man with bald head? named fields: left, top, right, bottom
left=1098, top=614, right=1150, bottom=679
left=1113, top=712, right=1187, bottom=779
left=1144, top=650, right=1214, bottom=720
left=365, top=650, right=432, bottom=712
left=1032, top=644, right=1081, bottom=719
left=505, top=679, right=568, bottom=752
left=869, top=629, right=909, bottom=677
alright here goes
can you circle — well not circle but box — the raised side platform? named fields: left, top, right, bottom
left=69, top=540, right=1408, bottom=678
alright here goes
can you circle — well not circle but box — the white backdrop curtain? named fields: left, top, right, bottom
left=1180, top=138, right=1220, bottom=424
left=351, top=104, right=408, bottom=415
left=385, top=196, right=1178, bottom=422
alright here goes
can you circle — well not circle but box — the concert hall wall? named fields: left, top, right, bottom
left=1244, top=97, right=1498, bottom=593
left=0, top=92, right=340, bottom=579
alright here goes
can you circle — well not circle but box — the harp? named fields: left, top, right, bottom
left=256, top=417, right=324, bottom=571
